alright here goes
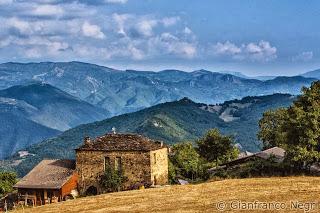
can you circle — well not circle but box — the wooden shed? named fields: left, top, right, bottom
left=14, top=159, right=78, bottom=206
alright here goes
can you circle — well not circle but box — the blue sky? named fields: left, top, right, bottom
left=0, top=0, right=319, bottom=76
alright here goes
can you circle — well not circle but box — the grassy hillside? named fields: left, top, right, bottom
left=1, top=93, right=294, bottom=176
left=15, top=176, right=320, bottom=213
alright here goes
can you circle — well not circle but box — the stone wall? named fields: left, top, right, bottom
left=150, top=148, right=169, bottom=185
left=76, top=150, right=152, bottom=195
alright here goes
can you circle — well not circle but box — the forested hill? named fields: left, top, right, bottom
left=2, top=93, right=294, bottom=176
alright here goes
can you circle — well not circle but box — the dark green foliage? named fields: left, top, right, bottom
left=258, top=108, right=288, bottom=149
left=197, top=129, right=239, bottom=166
left=169, top=142, right=209, bottom=181
left=0, top=172, right=17, bottom=198
left=238, top=157, right=286, bottom=178
left=258, top=81, right=320, bottom=169
left=168, top=160, right=177, bottom=184
left=100, top=165, right=127, bottom=192
left=213, top=156, right=291, bottom=179
left=284, top=81, right=320, bottom=167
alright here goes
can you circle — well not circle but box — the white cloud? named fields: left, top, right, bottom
left=112, top=13, right=131, bottom=36
left=148, top=32, right=197, bottom=58
left=82, top=21, right=105, bottom=39
left=112, top=13, right=181, bottom=38
left=105, top=0, right=128, bottom=4
left=7, top=17, right=33, bottom=35
left=211, top=40, right=277, bottom=62
left=0, top=36, right=13, bottom=48
left=161, top=17, right=180, bottom=27
left=0, top=1, right=198, bottom=62
left=127, top=44, right=145, bottom=60
left=213, top=41, right=241, bottom=55
left=136, top=19, right=158, bottom=37
left=0, top=0, right=12, bottom=5
left=183, top=27, right=192, bottom=34
left=292, top=51, right=313, bottom=62
left=30, top=4, right=64, bottom=17
left=25, top=48, right=42, bottom=58
left=10, top=36, right=70, bottom=58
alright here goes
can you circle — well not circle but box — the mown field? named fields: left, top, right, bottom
left=13, top=177, right=320, bottom=213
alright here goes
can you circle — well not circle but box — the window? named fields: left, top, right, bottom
left=104, top=157, right=110, bottom=171
left=153, top=153, right=157, bottom=164
left=115, top=157, right=121, bottom=171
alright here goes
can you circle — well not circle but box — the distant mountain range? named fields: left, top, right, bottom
left=301, top=69, right=320, bottom=79
left=0, top=83, right=110, bottom=159
left=0, top=62, right=317, bottom=116
left=0, top=61, right=319, bottom=165
left=1, top=93, right=294, bottom=176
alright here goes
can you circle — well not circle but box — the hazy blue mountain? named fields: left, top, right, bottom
left=254, top=76, right=278, bottom=81
left=219, top=71, right=250, bottom=79
left=0, top=98, right=61, bottom=159
left=301, top=69, right=320, bottom=79
left=0, top=83, right=111, bottom=131
left=0, top=62, right=316, bottom=115
left=1, top=93, right=294, bottom=176
left=0, top=83, right=111, bottom=159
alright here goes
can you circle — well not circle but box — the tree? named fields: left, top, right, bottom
left=100, top=165, right=127, bottom=192
left=258, top=108, right=288, bottom=149
left=258, top=81, right=320, bottom=169
left=169, top=142, right=207, bottom=180
left=284, top=81, right=320, bottom=168
left=196, top=129, right=239, bottom=166
left=0, top=172, right=17, bottom=198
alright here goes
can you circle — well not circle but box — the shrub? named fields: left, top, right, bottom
left=100, top=165, right=128, bottom=192
left=0, top=172, right=17, bottom=198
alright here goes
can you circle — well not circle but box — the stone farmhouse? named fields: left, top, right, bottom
left=76, top=133, right=168, bottom=195
left=14, top=132, right=169, bottom=205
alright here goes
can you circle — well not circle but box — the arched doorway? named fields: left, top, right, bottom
left=86, top=186, right=98, bottom=196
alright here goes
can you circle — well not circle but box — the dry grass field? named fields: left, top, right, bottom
left=13, top=176, right=320, bottom=213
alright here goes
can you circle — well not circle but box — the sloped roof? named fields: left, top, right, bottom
left=76, top=133, right=166, bottom=152
left=255, top=147, right=285, bottom=160
left=221, top=147, right=286, bottom=166
left=14, top=159, right=75, bottom=189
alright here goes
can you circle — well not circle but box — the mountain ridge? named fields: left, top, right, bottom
left=0, top=61, right=316, bottom=115
left=1, top=93, right=294, bottom=176
left=0, top=83, right=111, bottom=159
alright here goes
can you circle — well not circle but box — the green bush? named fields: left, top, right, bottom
left=212, top=156, right=292, bottom=179
left=0, top=172, right=17, bottom=198
left=100, top=166, right=128, bottom=192
left=169, top=142, right=211, bottom=182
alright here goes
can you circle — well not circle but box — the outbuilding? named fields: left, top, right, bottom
left=14, top=159, right=78, bottom=206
